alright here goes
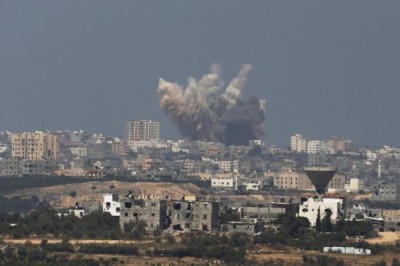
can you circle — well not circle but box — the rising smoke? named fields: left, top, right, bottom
left=157, top=64, right=265, bottom=145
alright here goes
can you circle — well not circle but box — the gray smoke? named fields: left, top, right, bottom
left=157, top=64, right=265, bottom=145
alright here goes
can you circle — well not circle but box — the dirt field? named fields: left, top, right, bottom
left=3, top=238, right=399, bottom=265
left=366, top=231, right=400, bottom=244
left=247, top=245, right=399, bottom=266
left=3, top=238, right=154, bottom=245
left=5, top=181, right=201, bottom=208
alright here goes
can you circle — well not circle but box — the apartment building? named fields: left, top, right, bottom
left=376, top=182, right=400, bottom=201
left=290, top=134, right=307, bottom=153
left=125, top=120, right=160, bottom=143
left=10, top=131, right=59, bottom=160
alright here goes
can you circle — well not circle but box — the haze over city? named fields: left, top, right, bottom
left=1, top=1, right=400, bottom=146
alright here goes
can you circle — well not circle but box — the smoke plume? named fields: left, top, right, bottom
left=157, top=64, right=265, bottom=145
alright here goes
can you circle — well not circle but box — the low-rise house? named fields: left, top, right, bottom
left=383, top=209, right=400, bottom=231
left=103, top=194, right=121, bottom=217
left=56, top=203, right=86, bottom=218
left=228, top=220, right=264, bottom=235
left=211, top=177, right=237, bottom=192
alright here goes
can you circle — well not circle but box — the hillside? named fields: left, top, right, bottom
left=6, top=181, right=202, bottom=208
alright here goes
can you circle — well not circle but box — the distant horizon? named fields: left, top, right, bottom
left=0, top=126, right=392, bottom=149
left=1, top=1, right=400, bottom=147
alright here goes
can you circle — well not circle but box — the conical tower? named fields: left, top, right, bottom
left=304, top=166, right=337, bottom=196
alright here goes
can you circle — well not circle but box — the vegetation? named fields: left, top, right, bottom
left=302, top=254, right=344, bottom=266
left=150, top=233, right=250, bottom=264
left=0, top=211, right=124, bottom=240
left=254, top=215, right=379, bottom=252
left=361, top=199, right=400, bottom=210
left=0, top=244, right=121, bottom=266
left=0, top=176, right=90, bottom=194
left=0, top=196, right=49, bottom=213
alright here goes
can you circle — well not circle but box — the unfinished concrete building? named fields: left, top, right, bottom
left=119, top=197, right=167, bottom=232
left=168, top=200, right=220, bottom=232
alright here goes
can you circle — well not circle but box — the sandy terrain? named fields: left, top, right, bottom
left=3, top=238, right=154, bottom=245
left=366, top=231, right=400, bottom=244
left=6, top=181, right=202, bottom=208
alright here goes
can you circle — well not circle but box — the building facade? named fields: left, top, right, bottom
left=10, top=131, right=59, bottom=161
left=168, top=200, right=220, bottom=232
left=376, top=183, right=400, bottom=201
left=119, top=197, right=168, bottom=232
left=290, top=134, right=307, bottom=153
left=125, top=120, right=160, bottom=144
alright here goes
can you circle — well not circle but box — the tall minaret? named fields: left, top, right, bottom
left=378, top=159, right=382, bottom=178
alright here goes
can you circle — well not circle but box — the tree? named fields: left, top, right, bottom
left=315, top=208, right=322, bottom=231
left=321, top=209, right=333, bottom=232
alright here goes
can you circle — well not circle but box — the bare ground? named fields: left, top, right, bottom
left=5, top=181, right=202, bottom=208
left=366, top=231, right=400, bottom=245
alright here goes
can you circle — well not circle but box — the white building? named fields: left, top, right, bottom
left=307, top=140, right=322, bottom=154
left=127, top=140, right=169, bottom=152
left=298, top=196, right=344, bottom=226
left=243, top=180, right=263, bottom=191
left=290, top=134, right=308, bottom=153
left=366, top=150, right=378, bottom=161
left=103, top=194, right=121, bottom=217
left=125, top=120, right=160, bottom=145
left=70, top=147, right=88, bottom=158
left=345, top=178, right=364, bottom=193
left=211, top=177, right=237, bottom=191
left=217, top=160, right=239, bottom=173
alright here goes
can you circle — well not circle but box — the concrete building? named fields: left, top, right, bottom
left=273, top=171, right=313, bottom=190
left=376, top=182, right=400, bottom=201
left=217, top=160, right=239, bottom=173
left=382, top=210, right=400, bottom=231
left=211, top=177, right=237, bottom=192
left=326, top=137, right=356, bottom=153
left=273, top=171, right=345, bottom=192
left=103, top=194, right=121, bottom=217
left=168, top=199, right=220, bottom=232
left=243, top=180, right=264, bottom=191
left=290, top=134, right=307, bottom=153
left=10, top=131, right=59, bottom=160
left=111, top=138, right=126, bottom=156
left=298, top=195, right=345, bottom=226
left=188, top=200, right=220, bottom=232
left=125, top=120, right=160, bottom=146
left=119, top=197, right=168, bottom=232
left=70, top=146, right=88, bottom=158
left=307, top=140, right=323, bottom=154
left=327, top=174, right=346, bottom=192
left=228, top=220, right=264, bottom=235
left=240, top=205, right=286, bottom=222
left=0, top=157, right=56, bottom=176
left=345, top=178, right=364, bottom=193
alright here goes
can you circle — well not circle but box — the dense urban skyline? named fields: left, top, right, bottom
left=1, top=1, right=400, bottom=147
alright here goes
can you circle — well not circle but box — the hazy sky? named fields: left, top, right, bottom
left=1, top=1, right=399, bottom=147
